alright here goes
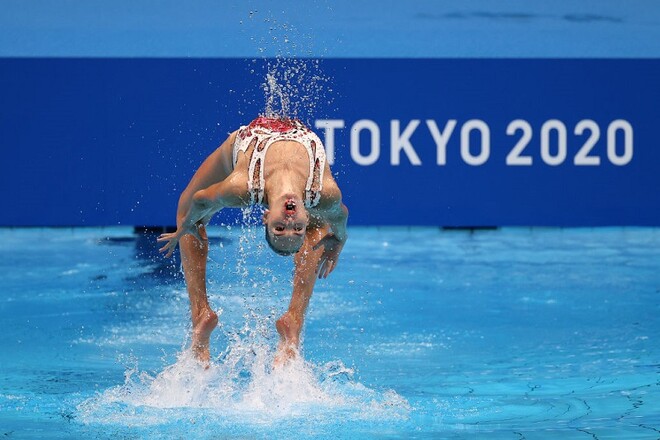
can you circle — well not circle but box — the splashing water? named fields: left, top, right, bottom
left=262, top=57, right=332, bottom=123
left=252, top=10, right=332, bottom=122
left=76, top=221, right=409, bottom=436
left=264, top=68, right=289, bottom=118
left=234, top=9, right=335, bottom=123
left=77, top=340, right=409, bottom=434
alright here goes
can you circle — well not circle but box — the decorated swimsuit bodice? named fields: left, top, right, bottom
left=233, top=117, right=327, bottom=208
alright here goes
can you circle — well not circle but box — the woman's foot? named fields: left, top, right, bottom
left=191, top=309, right=218, bottom=364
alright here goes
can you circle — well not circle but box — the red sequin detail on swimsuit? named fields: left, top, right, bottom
left=249, top=116, right=300, bottom=133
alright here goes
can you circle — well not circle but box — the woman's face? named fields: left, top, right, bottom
left=263, top=199, right=309, bottom=255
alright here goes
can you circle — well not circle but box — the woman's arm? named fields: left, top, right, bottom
left=325, top=202, right=348, bottom=243
left=158, top=175, right=248, bottom=257
left=158, top=131, right=241, bottom=257
left=313, top=179, right=349, bottom=243
left=158, top=184, right=225, bottom=257
left=307, top=182, right=349, bottom=278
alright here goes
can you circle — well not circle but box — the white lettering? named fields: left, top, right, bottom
left=315, top=119, right=345, bottom=165
left=460, top=119, right=490, bottom=166
left=426, top=119, right=456, bottom=166
left=540, top=119, right=567, bottom=166
left=390, top=120, right=422, bottom=165
left=607, top=119, right=633, bottom=166
left=316, top=118, right=633, bottom=168
left=573, top=119, right=601, bottom=166
left=506, top=119, right=533, bottom=166
left=350, top=119, right=380, bottom=166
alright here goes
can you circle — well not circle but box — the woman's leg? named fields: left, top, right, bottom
left=175, top=132, right=236, bottom=362
left=275, top=226, right=328, bottom=365
left=179, top=224, right=218, bottom=363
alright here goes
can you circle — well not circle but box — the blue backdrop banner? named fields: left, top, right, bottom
left=1, top=58, right=658, bottom=226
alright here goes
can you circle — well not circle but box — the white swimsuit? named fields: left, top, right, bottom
left=232, top=117, right=327, bottom=208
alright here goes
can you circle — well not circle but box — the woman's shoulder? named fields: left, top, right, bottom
left=217, top=171, right=251, bottom=207
left=312, top=177, right=341, bottom=210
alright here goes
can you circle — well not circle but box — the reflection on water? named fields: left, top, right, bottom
left=98, top=226, right=232, bottom=281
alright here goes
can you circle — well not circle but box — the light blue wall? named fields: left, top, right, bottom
left=1, top=0, right=659, bottom=58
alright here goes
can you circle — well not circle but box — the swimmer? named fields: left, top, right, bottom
left=157, top=116, right=348, bottom=366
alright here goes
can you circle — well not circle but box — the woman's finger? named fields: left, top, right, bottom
left=324, top=260, right=335, bottom=278
left=165, top=241, right=176, bottom=258
left=317, top=258, right=327, bottom=278
left=159, top=239, right=178, bottom=256
left=325, top=260, right=335, bottom=277
left=312, top=237, right=325, bottom=251
left=319, top=258, right=333, bottom=279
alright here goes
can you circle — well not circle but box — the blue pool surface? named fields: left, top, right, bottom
left=0, top=226, right=659, bottom=438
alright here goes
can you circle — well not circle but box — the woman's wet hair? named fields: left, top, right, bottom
left=264, top=226, right=300, bottom=256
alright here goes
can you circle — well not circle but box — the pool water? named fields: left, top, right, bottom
left=0, top=226, right=658, bottom=438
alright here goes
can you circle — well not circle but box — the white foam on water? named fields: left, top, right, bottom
left=77, top=335, right=409, bottom=429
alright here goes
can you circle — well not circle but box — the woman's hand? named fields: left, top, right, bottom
left=157, top=223, right=205, bottom=258
left=312, top=233, right=345, bottom=279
